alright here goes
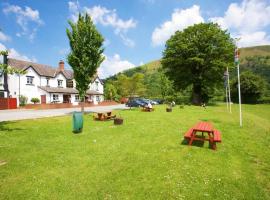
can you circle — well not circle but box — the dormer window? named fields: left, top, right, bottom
left=26, top=76, right=34, bottom=85
left=58, top=80, right=63, bottom=87
left=46, top=78, right=50, bottom=86
left=95, top=81, right=99, bottom=91
left=66, top=80, right=73, bottom=88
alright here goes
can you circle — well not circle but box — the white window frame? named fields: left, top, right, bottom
left=53, top=94, right=59, bottom=101
left=26, top=76, right=34, bottom=85
left=58, top=79, right=63, bottom=87
left=75, top=95, right=80, bottom=102
left=95, top=81, right=99, bottom=91
left=46, top=78, right=50, bottom=86
left=96, top=95, right=100, bottom=102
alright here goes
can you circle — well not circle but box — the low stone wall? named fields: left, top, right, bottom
left=20, top=100, right=119, bottom=110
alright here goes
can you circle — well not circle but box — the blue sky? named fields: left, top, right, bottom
left=1, top=0, right=270, bottom=78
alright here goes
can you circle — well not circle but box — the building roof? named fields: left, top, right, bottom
left=38, top=86, right=103, bottom=95
left=8, top=58, right=90, bottom=81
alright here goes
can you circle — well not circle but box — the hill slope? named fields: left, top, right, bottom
left=106, top=45, right=270, bottom=81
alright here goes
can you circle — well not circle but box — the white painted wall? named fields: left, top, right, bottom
left=7, top=67, right=104, bottom=105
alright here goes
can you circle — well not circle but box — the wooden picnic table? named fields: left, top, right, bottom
left=184, top=121, right=221, bottom=150
left=141, top=106, right=154, bottom=112
left=94, top=111, right=116, bottom=121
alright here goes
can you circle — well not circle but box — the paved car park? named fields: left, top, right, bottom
left=0, top=104, right=126, bottom=122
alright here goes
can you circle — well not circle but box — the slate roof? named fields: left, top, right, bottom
left=38, top=86, right=103, bottom=95
left=8, top=58, right=74, bottom=79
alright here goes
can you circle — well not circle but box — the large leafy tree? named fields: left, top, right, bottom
left=66, top=13, right=104, bottom=112
left=162, top=23, right=235, bottom=105
left=231, top=71, right=267, bottom=104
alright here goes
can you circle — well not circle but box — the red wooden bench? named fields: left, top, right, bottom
left=184, top=128, right=193, bottom=139
left=212, top=129, right=222, bottom=150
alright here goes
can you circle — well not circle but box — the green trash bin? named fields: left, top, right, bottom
left=73, top=112, right=83, bottom=133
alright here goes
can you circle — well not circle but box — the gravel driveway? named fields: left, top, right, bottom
left=0, top=104, right=127, bottom=122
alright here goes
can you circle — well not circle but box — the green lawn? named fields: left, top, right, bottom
left=0, top=104, right=270, bottom=200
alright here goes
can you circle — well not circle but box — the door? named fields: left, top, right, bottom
left=41, top=95, right=46, bottom=104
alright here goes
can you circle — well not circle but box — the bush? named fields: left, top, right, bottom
left=19, top=95, right=28, bottom=106
left=31, top=97, right=40, bottom=104
left=231, top=71, right=267, bottom=104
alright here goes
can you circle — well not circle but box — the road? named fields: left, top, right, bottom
left=0, top=104, right=127, bottom=122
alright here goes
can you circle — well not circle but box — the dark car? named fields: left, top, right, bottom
left=126, top=99, right=147, bottom=107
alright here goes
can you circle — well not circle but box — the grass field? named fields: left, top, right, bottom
left=0, top=104, right=270, bottom=200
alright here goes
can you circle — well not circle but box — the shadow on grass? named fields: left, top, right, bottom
left=181, top=137, right=212, bottom=149
left=0, top=121, right=24, bottom=132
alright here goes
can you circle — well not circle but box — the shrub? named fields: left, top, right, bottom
left=31, top=97, right=40, bottom=104
left=19, top=95, right=28, bottom=106
left=231, top=71, right=267, bottom=104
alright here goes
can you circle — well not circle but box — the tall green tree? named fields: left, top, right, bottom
left=104, top=82, right=118, bottom=101
left=231, top=71, right=267, bottom=104
left=67, top=13, right=104, bottom=112
left=162, top=23, right=235, bottom=105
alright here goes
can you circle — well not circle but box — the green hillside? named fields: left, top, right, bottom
left=107, top=45, right=270, bottom=83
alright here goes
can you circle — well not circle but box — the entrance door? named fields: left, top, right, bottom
left=41, top=95, right=46, bottom=104
left=63, top=94, right=71, bottom=103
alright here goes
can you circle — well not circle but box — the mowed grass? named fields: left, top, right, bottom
left=0, top=104, right=270, bottom=200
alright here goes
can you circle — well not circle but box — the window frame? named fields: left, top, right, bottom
left=26, top=76, right=34, bottom=85
left=57, top=79, right=63, bottom=87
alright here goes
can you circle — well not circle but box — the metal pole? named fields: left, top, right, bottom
left=225, top=85, right=229, bottom=111
left=237, top=63, right=242, bottom=127
left=227, top=67, right=232, bottom=113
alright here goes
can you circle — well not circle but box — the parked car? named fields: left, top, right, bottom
left=126, top=99, right=147, bottom=107
left=152, top=99, right=164, bottom=104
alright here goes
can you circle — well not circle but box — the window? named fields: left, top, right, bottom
left=95, top=81, right=99, bottom=91
left=26, top=76, right=34, bottom=85
left=53, top=94, right=59, bottom=101
left=75, top=95, right=80, bottom=102
left=46, top=78, right=50, bottom=86
left=58, top=80, right=63, bottom=87
left=66, top=80, right=73, bottom=88
left=96, top=95, right=100, bottom=102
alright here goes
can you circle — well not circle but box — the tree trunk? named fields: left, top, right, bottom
left=192, top=84, right=202, bottom=105
left=81, top=96, right=85, bottom=114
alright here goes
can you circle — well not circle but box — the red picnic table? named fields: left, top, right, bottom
left=184, top=121, right=221, bottom=150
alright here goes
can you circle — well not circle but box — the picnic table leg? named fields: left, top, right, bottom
left=188, top=131, right=195, bottom=146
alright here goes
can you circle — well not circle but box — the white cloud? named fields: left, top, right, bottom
left=3, top=4, right=43, bottom=41
left=210, top=0, right=270, bottom=32
left=68, top=2, right=136, bottom=47
left=210, top=0, right=270, bottom=47
left=119, top=34, right=135, bottom=47
left=0, top=32, right=11, bottom=42
left=68, top=1, right=80, bottom=22
left=98, top=54, right=135, bottom=78
left=151, top=5, right=204, bottom=46
left=84, top=5, right=137, bottom=33
left=0, top=42, right=36, bottom=62
left=234, top=31, right=270, bottom=47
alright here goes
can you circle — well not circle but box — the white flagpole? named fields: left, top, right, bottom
left=237, top=62, right=242, bottom=126
left=227, top=67, right=232, bottom=113
left=225, top=85, right=229, bottom=111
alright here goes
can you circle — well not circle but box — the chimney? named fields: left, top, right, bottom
left=59, top=60, right=64, bottom=71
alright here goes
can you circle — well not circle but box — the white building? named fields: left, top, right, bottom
left=2, top=58, right=104, bottom=105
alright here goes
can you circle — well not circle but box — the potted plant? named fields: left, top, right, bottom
left=114, top=112, right=123, bottom=125
left=31, top=97, right=40, bottom=104
left=166, top=102, right=172, bottom=112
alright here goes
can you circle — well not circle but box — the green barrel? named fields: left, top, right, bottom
left=72, top=112, right=83, bottom=133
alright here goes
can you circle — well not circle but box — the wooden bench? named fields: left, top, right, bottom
left=184, top=128, right=193, bottom=140
left=212, top=129, right=222, bottom=150
left=142, top=107, right=154, bottom=112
